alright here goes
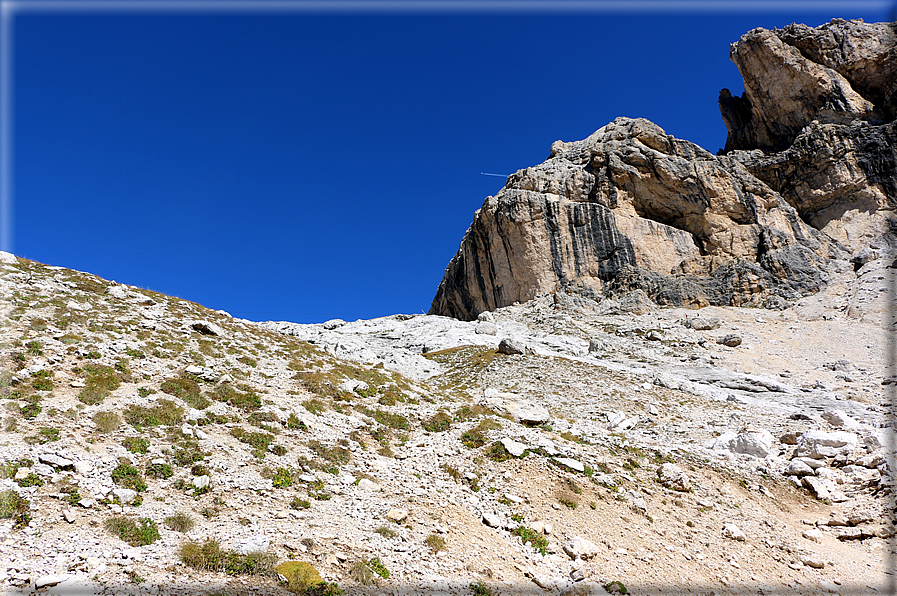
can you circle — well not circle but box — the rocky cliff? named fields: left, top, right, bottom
left=431, top=18, right=896, bottom=321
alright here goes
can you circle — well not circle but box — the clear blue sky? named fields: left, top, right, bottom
left=7, top=1, right=894, bottom=322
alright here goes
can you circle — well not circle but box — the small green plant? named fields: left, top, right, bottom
left=511, top=526, right=548, bottom=555
left=20, top=402, right=41, bottom=419
left=26, top=341, right=43, bottom=356
left=277, top=561, right=322, bottom=593
left=77, top=364, right=124, bottom=405
left=271, top=444, right=288, bottom=456
left=272, top=468, right=294, bottom=488
left=423, top=411, right=452, bottom=433
left=179, top=538, right=277, bottom=575
left=424, top=533, right=446, bottom=553
left=93, top=410, right=122, bottom=433
left=290, top=497, right=311, bottom=510
left=230, top=428, right=274, bottom=453
left=469, top=580, right=493, bottom=596
left=161, top=377, right=209, bottom=410
left=123, top=399, right=184, bottom=428
left=104, top=516, right=160, bottom=546
left=146, top=462, right=173, bottom=479
left=31, top=375, right=53, bottom=392
left=287, top=413, right=307, bottom=430
left=123, top=437, right=150, bottom=454
left=111, top=461, right=147, bottom=492
left=367, top=557, right=389, bottom=579
left=374, top=525, right=396, bottom=538
left=164, top=511, right=195, bottom=532
left=137, top=387, right=156, bottom=398
left=0, top=490, right=31, bottom=529
left=15, top=473, right=43, bottom=488
left=209, top=384, right=262, bottom=411
left=604, top=580, right=629, bottom=594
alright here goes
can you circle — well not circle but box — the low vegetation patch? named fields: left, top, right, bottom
left=93, top=410, right=122, bottom=433
left=111, top=461, right=147, bottom=492
left=161, top=376, right=209, bottom=410
left=122, top=437, right=149, bottom=454
left=104, top=516, right=159, bottom=546
left=511, top=526, right=548, bottom=555
left=164, top=511, right=195, bottom=532
left=424, top=533, right=446, bottom=553
left=209, top=384, right=261, bottom=411
left=422, top=411, right=452, bottom=433
left=0, top=490, right=31, bottom=529
left=124, top=399, right=184, bottom=428
left=179, top=538, right=277, bottom=575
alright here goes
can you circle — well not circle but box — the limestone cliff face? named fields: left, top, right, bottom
left=431, top=18, right=895, bottom=321
left=719, top=19, right=897, bottom=252
left=430, top=118, right=843, bottom=320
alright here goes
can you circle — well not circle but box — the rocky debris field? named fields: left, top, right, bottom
left=0, top=247, right=893, bottom=596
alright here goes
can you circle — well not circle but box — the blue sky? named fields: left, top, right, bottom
left=6, top=1, right=894, bottom=322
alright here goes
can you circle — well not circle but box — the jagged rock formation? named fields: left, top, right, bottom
left=430, top=117, right=844, bottom=320
left=720, top=19, right=897, bottom=251
left=431, top=18, right=895, bottom=321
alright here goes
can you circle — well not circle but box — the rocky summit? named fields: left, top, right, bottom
left=430, top=18, right=896, bottom=322
left=1, top=18, right=895, bottom=596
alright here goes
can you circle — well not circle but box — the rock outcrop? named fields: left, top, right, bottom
left=431, top=18, right=895, bottom=320
left=430, top=117, right=844, bottom=320
left=719, top=19, right=897, bottom=252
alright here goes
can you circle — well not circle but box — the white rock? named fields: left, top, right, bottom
left=63, top=510, right=77, bottom=523
left=499, top=438, right=528, bottom=458
left=356, top=478, right=380, bottom=491
left=497, top=337, right=525, bottom=355
left=0, top=251, right=17, bottom=264
left=706, top=429, right=774, bottom=458
left=105, top=285, right=128, bottom=299
left=34, top=575, right=69, bottom=589
left=800, top=554, right=825, bottom=569
left=802, top=528, right=823, bottom=543
left=73, top=461, right=93, bottom=476
left=563, top=536, right=600, bottom=559
left=785, top=460, right=814, bottom=477
left=195, top=428, right=209, bottom=441
left=232, top=536, right=269, bottom=555
left=112, top=488, right=137, bottom=504
left=797, top=429, right=858, bottom=459
left=554, top=457, right=585, bottom=472
left=184, top=364, right=203, bottom=375
left=39, top=453, right=74, bottom=468
left=657, top=463, right=690, bottom=491
left=475, top=322, right=498, bottom=335
left=482, top=512, right=502, bottom=528
left=192, top=475, right=210, bottom=489
left=722, top=523, right=746, bottom=541
left=480, top=390, right=549, bottom=426
left=386, top=508, right=409, bottom=523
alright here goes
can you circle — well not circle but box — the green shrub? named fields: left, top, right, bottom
left=77, top=364, right=125, bottom=405
left=111, top=461, right=147, bottom=492
left=423, top=412, right=452, bottom=433
left=272, top=468, right=293, bottom=488
left=230, top=428, right=274, bottom=451
left=20, top=402, right=41, bottom=419
left=367, top=557, right=389, bottom=579
left=290, top=497, right=311, bottom=510
left=362, top=408, right=409, bottom=430
left=26, top=341, right=43, bottom=356
left=209, top=384, right=261, bottom=411
left=31, top=375, right=53, bottom=392
left=307, top=440, right=351, bottom=466
left=137, top=387, right=156, bottom=398
left=163, top=511, right=194, bottom=532
left=0, top=489, right=31, bottom=528
left=511, top=526, right=548, bottom=555
left=161, top=377, right=209, bottom=410
left=146, top=462, right=173, bottom=479
left=374, top=526, right=396, bottom=538
left=104, top=516, right=160, bottom=546
left=93, top=410, right=122, bottom=433
left=485, top=441, right=513, bottom=462
left=15, top=473, right=43, bottom=488
left=302, top=399, right=327, bottom=415
left=179, top=538, right=277, bottom=575
left=173, top=439, right=207, bottom=466
left=124, top=399, right=184, bottom=428
left=470, top=580, right=493, bottom=596
left=424, top=533, right=446, bottom=553
left=122, top=436, right=149, bottom=454
left=277, top=561, right=321, bottom=593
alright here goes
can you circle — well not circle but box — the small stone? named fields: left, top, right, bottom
left=184, top=365, right=203, bottom=375
left=800, top=555, right=825, bottom=569
left=482, top=512, right=502, bottom=528
left=555, top=457, right=585, bottom=473
left=39, top=453, right=75, bottom=469
left=386, top=508, right=409, bottom=523
left=499, top=438, right=528, bottom=458
left=717, top=334, right=742, bottom=347
left=802, top=528, right=823, bottom=543
left=63, top=510, right=77, bottom=523
left=34, top=575, right=69, bottom=589
left=497, top=338, right=525, bottom=355
left=73, top=461, right=93, bottom=476
left=70, top=379, right=86, bottom=388
left=563, top=536, right=600, bottom=560
left=357, top=478, right=380, bottom=491
left=192, top=475, right=210, bottom=490
left=112, top=488, right=137, bottom=504
left=722, top=523, right=746, bottom=541
left=685, top=316, right=720, bottom=330
left=232, top=536, right=269, bottom=554
left=657, top=463, right=690, bottom=491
